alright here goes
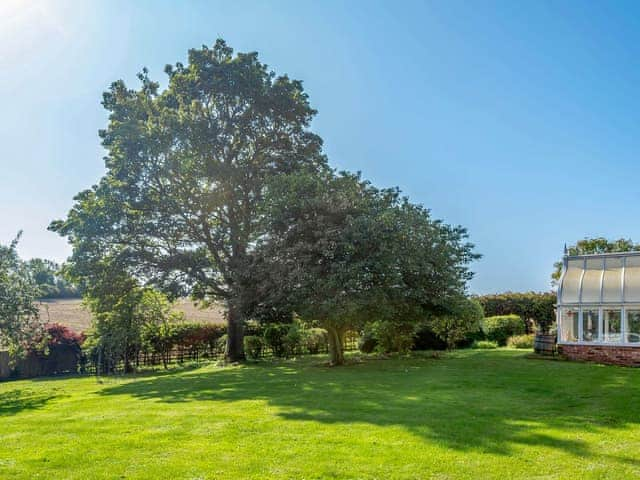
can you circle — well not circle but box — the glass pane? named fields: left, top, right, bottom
left=581, top=258, right=603, bottom=302
left=581, top=308, right=600, bottom=342
left=559, top=308, right=579, bottom=342
left=603, top=258, right=623, bottom=302
left=627, top=310, right=640, bottom=343
left=603, top=309, right=622, bottom=343
left=624, top=257, right=640, bottom=302
left=561, top=259, right=583, bottom=303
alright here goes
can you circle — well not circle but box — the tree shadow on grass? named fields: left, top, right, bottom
left=98, top=350, right=640, bottom=464
left=0, top=389, right=55, bottom=416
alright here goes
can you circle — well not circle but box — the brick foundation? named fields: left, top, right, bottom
left=559, top=344, right=640, bottom=367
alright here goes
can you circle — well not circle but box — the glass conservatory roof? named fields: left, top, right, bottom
left=559, top=252, right=640, bottom=305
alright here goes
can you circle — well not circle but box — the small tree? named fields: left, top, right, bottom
left=0, top=234, right=42, bottom=357
left=255, top=171, right=479, bottom=365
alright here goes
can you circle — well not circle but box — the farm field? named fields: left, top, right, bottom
left=2, top=349, right=640, bottom=479
left=36, top=299, right=226, bottom=332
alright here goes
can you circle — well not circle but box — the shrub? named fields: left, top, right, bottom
left=472, top=340, right=498, bottom=349
left=482, top=315, right=526, bottom=346
left=475, top=292, right=556, bottom=333
left=358, top=331, right=378, bottom=353
left=507, top=333, right=535, bottom=349
left=263, top=324, right=291, bottom=357
left=370, top=321, right=415, bottom=354
left=244, top=335, right=264, bottom=360
left=304, top=328, right=328, bottom=354
left=428, top=297, right=484, bottom=349
left=412, top=326, right=448, bottom=351
left=283, top=323, right=304, bottom=357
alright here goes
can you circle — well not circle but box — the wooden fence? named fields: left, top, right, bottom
left=84, top=331, right=360, bottom=375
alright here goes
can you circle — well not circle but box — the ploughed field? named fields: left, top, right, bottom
left=36, top=298, right=226, bottom=332
left=1, top=350, right=640, bottom=479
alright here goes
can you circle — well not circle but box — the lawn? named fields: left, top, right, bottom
left=1, top=350, right=640, bottom=479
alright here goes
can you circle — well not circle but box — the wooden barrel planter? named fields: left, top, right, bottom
left=534, top=333, right=556, bottom=356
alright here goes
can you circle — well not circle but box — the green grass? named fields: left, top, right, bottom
left=2, top=350, right=640, bottom=479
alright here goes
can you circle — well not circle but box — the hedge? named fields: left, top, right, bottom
left=481, top=315, right=526, bottom=346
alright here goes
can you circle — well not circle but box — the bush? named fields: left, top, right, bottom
left=358, top=331, right=378, bottom=353
left=476, top=292, right=556, bottom=333
left=244, top=335, right=264, bottom=360
left=507, top=334, right=535, bottom=349
left=472, top=340, right=498, bottom=349
left=370, top=321, right=415, bottom=354
left=304, top=328, right=328, bottom=354
left=412, top=326, right=448, bottom=351
left=482, top=315, right=526, bottom=346
left=263, top=324, right=291, bottom=358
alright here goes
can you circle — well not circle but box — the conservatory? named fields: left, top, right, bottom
left=557, top=251, right=640, bottom=366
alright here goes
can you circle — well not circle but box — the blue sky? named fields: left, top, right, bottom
left=2, top=0, right=640, bottom=294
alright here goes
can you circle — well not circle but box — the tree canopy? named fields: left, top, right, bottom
left=252, top=171, right=480, bottom=364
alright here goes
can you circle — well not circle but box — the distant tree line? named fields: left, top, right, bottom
left=25, top=258, right=79, bottom=299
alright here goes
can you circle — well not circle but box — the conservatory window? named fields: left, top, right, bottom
left=602, top=258, right=624, bottom=303
left=561, top=259, right=583, bottom=303
left=581, top=258, right=603, bottom=302
left=626, top=309, right=640, bottom=343
left=603, top=309, right=622, bottom=343
left=624, top=258, right=640, bottom=302
left=559, top=307, right=579, bottom=342
left=581, top=308, right=600, bottom=342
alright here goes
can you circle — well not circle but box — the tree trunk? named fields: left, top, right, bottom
left=226, top=301, right=246, bottom=362
left=326, top=326, right=345, bottom=366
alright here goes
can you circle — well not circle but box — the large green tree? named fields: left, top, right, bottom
left=51, top=40, right=326, bottom=361
left=253, top=171, right=479, bottom=365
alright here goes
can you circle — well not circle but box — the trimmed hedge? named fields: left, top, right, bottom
left=475, top=292, right=556, bottom=333
left=481, top=315, right=526, bottom=346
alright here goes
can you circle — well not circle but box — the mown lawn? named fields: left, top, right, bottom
left=1, top=350, right=640, bottom=479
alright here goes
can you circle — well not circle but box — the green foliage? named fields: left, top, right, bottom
left=358, top=331, right=378, bottom=354
left=412, top=326, right=448, bottom=351
left=507, top=334, right=535, bottom=349
left=472, top=340, right=499, bottom=349
left=243, top=335, right=265, bottom=360
left=476, top=292, right=556, bottom=333
left=303, top=328, right=328, bottom=354
left=369, top=321, right=415, bottom=354
left=262, top=324, right=290, bottom=358
left=255, top=170, right=479, bottom=364
left=0, top=233, right=42, bottom=356
left=429, top=297, right=484, bottom=349
left=25, top=258, right=79, bottom=299
left=552, top=237, right=640, bottom=284
left=481, top=315, right=526, bottom=346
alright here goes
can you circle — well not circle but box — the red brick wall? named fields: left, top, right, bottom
left=559, top=344, right=640, bottom=366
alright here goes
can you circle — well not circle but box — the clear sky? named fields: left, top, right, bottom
left=2, top=0, right=640, bottom=294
